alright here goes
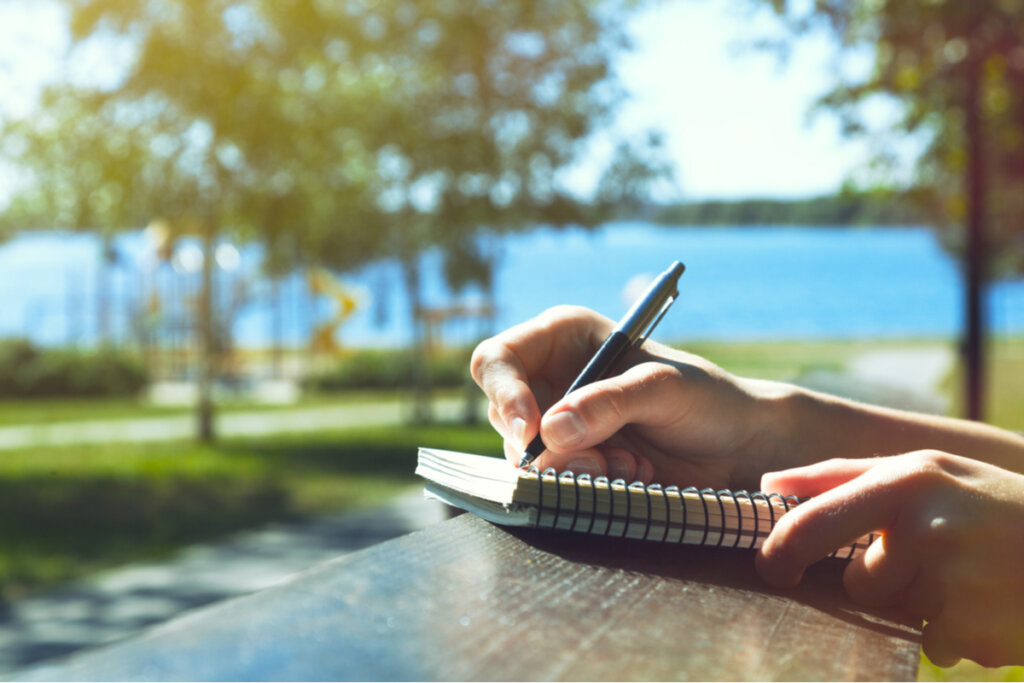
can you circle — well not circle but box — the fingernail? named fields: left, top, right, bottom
left=566, top=457, right=602, bottom=478
left=637, top=456, right=654, bottom=483
left=544, top=411, right=586, bottom=448
left=509, top=417, right=527, bottom=448
left=606, top=453, right=630, bottom=481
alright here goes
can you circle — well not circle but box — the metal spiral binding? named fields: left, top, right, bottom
left=579, top=474, right=597, bottom=535
left=594, top=476, right=611, bottom=535
left=704, top=489, right=726, bottom=547
left=542, top=468, right=561, bottom=530
left=647, top=483, right=669, bottom=542
left=609, top=479, right=629, bottom=538
left=752, top=491, right=773, bottom=536
left=685, top=486, right=707, bottom=545
left=630, top=480, right=652, bottom=540
left=521, top=467, right=869, bottom=557
left=730, top=490, right=749, bottom=549
left=750, top=491, right=768, bottom=549
left=561, top=470, right=581, bottom=532
left=720, top=490, right=740, bottom=549
left=664, top=486, right=682, bottom=544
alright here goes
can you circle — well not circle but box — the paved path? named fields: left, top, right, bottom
left=0, top=398, right=468, bottom=450
left=0, top=491, right=449, bottom=676
left=794, top=345, right=955, bottom=415
left=846, top=346, right=955, bottom=398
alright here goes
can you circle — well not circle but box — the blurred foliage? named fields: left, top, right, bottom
left=756, top=0, right=1024, bottom=281
left=0, top=338, right=148, bottom=398
left=304, top=347, right=470, bottom=392
left=0, top=0, right=666, bottom=280
left=655, top=188, right=927, bottom=226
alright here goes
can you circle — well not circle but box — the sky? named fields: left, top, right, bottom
left=0, top=0, right=901, bottom=205
left=613, top=0, right=904, bottom=200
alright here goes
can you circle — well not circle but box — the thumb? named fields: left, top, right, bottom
left=539, top=362, right=686, bottom=453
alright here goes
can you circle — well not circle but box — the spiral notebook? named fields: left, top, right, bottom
left=416, top=447, right=876, bottom=558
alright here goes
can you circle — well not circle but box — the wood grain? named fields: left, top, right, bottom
left=20, top=514, right=921, bottom=681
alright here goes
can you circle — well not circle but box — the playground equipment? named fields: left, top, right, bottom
left=307, top=268, right=363, bottom=355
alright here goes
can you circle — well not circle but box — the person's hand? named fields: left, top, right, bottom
left=756, top=451, right=1024, bottom=668
left=470, top=306, right=786, bottom=490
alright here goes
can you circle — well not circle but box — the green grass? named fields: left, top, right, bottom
left=0, top=389, right=429, bottom=426
left=0, top=421, right=503, bottom=601
left=943, top=336, right=1024, bottom=433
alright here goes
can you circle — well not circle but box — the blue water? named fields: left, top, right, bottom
left=0, top=223, right=1021, bottom=347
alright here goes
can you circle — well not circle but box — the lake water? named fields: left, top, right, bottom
left=0, top=222, right=1022, bottom=348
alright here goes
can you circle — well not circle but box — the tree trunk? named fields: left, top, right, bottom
left=462, top=250, right=498, bottom=425
left=197, top=221, right=216, bottom=442
left=963, top=50, right=987, bottom=421
left=96, top=232, right=113, bottom=347
left=401, top=255, right=432, bottom=424
left=271, top=277, right=283, bottom=380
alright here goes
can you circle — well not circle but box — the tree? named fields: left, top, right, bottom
left=754, top=0, right=1024, bottom=420
left=1, top=0, right=664, bottom=434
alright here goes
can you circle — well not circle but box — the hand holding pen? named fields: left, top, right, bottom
left=519, top=261, right=685, bottom=467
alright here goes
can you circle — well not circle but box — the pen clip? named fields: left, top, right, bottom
left=633, top=290, right=677, bottom=348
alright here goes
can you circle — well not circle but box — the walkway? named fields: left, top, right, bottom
left=794, top=345, right=954, bottom=414
left=0, top=397, right=467, bottom=450
left=0, top=491, right=449, bottom=676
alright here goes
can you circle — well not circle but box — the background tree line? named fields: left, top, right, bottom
left=652, top=188, right=927, bottom=226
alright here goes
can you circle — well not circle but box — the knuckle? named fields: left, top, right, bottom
left=469, top=341, right=498, bottom=383
left=641, top=360, right=679, bottom=385
left=541, top=304, right=589, bottom=321
left=895, top=450, right=958, bottom=490
left=601, top=382, right=630, bottom=423
left=536, top=305, right=581, bottom=331
left=492, top=383, right=522, bottom=413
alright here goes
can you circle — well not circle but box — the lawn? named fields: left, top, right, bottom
left=0, top=389, right=413, bottom=426
left=0, top=422, right=502, bottom=600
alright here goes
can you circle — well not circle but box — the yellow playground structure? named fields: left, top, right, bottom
left=307, top=268, right=362, bottom=355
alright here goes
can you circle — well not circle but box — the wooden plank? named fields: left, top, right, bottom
left=19, top=514, right=921, bottom=681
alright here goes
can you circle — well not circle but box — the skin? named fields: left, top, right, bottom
left=470, top=306, right=1024, bottom=668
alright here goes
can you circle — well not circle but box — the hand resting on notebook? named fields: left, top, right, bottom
left=471, top=305, right=1024, bottom=668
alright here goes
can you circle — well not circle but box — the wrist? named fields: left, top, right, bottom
left=737, top=377, right=806, bottom=480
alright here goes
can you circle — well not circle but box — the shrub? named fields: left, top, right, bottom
left=0, top=339, right=148, bottom=398
left=0, top=339, right=40, bottom=396
left=304, top=348, right=471, bottom=392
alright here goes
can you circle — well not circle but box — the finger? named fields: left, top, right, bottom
left=603, top=446, right=638, bottom=482
left=761, top=457, right=885, bottom=498
left=471, top=308, right=612, bottom=445
left=756, top=465, right=903, bottom=587
left=529, top=447, right=608, bottom=479
left=843, top=531, right=921, bottom=609
left=471, top=306, right=612, bottom=393
left=901, top=569, right=945, bottom=623
left=540, top=362, right=694, bottom=454
left=472, top=352, right=540, bottom=448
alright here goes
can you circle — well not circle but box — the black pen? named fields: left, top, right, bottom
left=519, top=260, right=686, bottom=468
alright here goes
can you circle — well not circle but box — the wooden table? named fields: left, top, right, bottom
left=18, top=514, right=922, bottom=681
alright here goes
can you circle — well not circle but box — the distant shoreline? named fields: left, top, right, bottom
left=646, top=191, right=928, bottom=227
